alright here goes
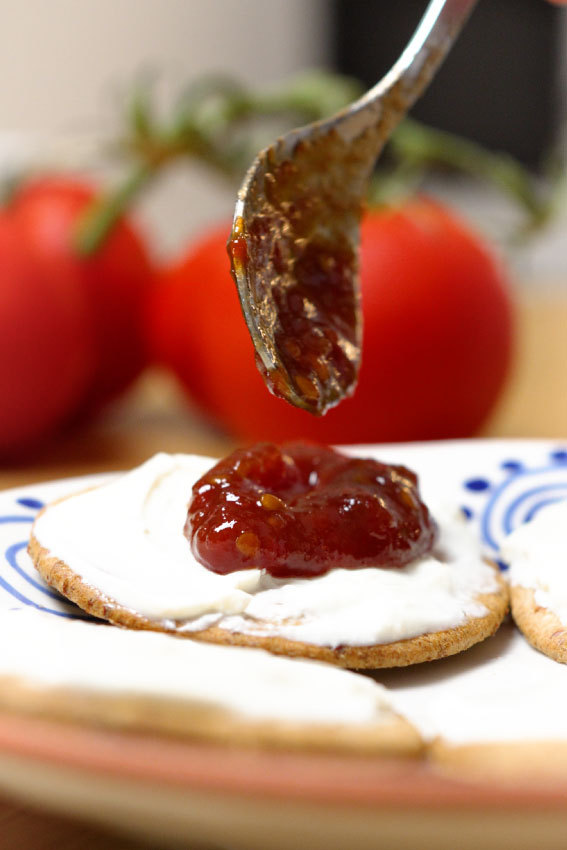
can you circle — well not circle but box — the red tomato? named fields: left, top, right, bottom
left=147, top=198, right=514, bottom=444
left=0, top=177, right=154, bottom=455
left=10, top=178, right=154, bottom=414
left=0, top=213, right=94, bottom=454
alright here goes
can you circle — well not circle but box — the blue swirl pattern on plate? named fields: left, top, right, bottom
left=0, top=496, right=91, bottom=619
left=461, top=447, right=567, bottom=569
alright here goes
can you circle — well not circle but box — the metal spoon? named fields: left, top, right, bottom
left=228, top=0, right=478, bottom=416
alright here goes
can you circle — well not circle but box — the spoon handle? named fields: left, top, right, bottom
left=372, top=0, right=477, bottom=102
left=342, top=0, right=478, bottom=142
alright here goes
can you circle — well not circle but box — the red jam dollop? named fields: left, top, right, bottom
left=186, top=442, right=437, bottom=579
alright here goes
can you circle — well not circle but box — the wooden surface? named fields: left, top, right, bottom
left=0, top=291, right=565, bottom=848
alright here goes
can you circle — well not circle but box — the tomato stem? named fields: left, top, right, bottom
left=376, top=119, right=555, bottom=236
left=74, top=72, right=560, bottom=255
left=74, top=163, right=154, bottom=257
left=75, top=72, right=365, bottom=256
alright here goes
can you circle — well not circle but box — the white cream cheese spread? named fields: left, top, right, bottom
left=501, top=499, right=567, bottom=625
left=382, top=621, right=567, bottom=744
left=32, top=452, right=499, bottom=648
left=0, top=609, right=393, bottom=726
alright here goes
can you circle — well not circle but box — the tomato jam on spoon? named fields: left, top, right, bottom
left=186, top=443, right=436, bottom=579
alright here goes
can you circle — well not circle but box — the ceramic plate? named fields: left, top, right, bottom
left=1, top=439, right=567, bottom=850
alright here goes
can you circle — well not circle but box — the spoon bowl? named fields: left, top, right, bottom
left=228, top=0, right=478, bottom=415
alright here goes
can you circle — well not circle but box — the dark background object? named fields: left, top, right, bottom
left=330, top=0, right=563, bottom=167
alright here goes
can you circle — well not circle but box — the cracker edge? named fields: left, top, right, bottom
left=431, top=737, right=567, bottom=780
left=0, top=675, right=423, bottom=757
left=431, top=588, right=567, bottom=778
left=29, top=520, right=509, bottom=669
left=511, top=584, right=567, bottom=664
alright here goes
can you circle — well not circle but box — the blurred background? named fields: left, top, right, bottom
left=1, top=0, right=564, bottom=272
left=0, top=0, right=329, bottom=257
left=0, top=0, right=566, bottom=479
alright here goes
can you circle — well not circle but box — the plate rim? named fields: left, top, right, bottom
left=2, top=437, right=567, bottom=812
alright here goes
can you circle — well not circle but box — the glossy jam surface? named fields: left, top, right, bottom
left=186, top=443, right=437, bottom=579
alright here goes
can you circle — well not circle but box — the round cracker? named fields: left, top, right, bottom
left=511, top=584, right=567, bottom=664
left=29, top=527, right=509, bottom=669
left=431, top=737, right=567, bottom=781
left=0, top=674, right=423, bottom=757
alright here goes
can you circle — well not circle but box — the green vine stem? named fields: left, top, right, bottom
left=373, top=118, right=555, bottom=234
left=74, top=71, right=560, bottom=256
left=75, top=162, right=154, bottom=256
left=75, top=71, right=361, bottom=255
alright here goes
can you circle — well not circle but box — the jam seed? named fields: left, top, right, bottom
left=267, top=514, right=285, bottom=529
left=284, top=338, right=302, bottom=360
left=235, top=532, right=260, bottom=558
left=261, top=493, right=285, bottom=511
left=311, top=355, right=330, bottom=382
left=400, top=488, right=417, bottom=510
left=295, top=374, right=320, bottom=401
